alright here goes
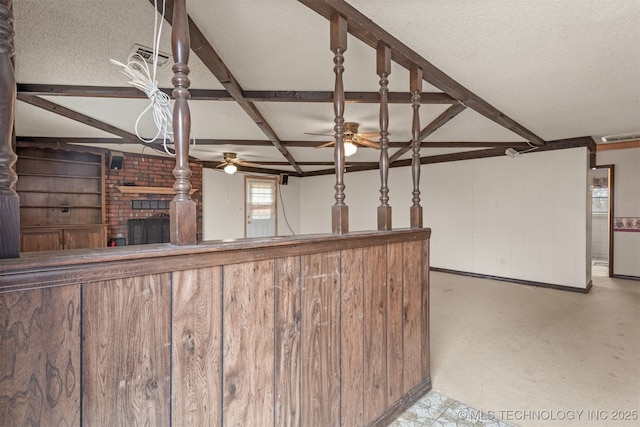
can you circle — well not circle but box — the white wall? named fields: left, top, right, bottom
left=597, top=147, right=640, bottom=277
left=202, top=147, right=592, bottom=288
left=202, top=168, right=301, bottom=240
left=299, top=147, right=591, bottom=289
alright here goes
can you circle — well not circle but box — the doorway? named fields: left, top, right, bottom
left=245, top=176, right=278, bottom=238
left=590, top=165, right=614, bottom=277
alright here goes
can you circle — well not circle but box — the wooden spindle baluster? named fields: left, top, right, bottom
left=0, top=0, right=19, bottom=258
left=377, top=42, right=392, bottom=231
left=410, top=65, right=423, bottom=228
left=169, top=0, right=196, bottom=245
left=331, top=13, right=348, bottom=234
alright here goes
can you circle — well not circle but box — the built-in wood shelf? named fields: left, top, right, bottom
left=118, top=186, right=198, bottom=195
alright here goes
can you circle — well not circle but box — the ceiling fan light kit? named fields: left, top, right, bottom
left=224, top=163, right=237, bottom=174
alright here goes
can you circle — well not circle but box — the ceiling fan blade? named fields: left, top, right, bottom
left=315, top=141, right=335, bottom=148
left=359, top=131, right=380, bottom=137
left=237, top=160, right=265, bottom=168
left=305, top=132, right=335, bottom=137
left=357, top=137, right=381, bottom=149
left=215, top=162, right=226, bottom=168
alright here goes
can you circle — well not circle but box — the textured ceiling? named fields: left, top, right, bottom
left=12, top=0, right=640, bottom=174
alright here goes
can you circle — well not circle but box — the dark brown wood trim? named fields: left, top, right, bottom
left=16, top=136, right=531, bottom=149
left=297, top=0, right=546, bottom=146
left=430, top=267, right=593, bottom=294
left=17, top=94, right=140, bottom=141
left=0, top=0, right=19, bottom=259
left=390, top=102, right=466, bottom=163
left=169, top=0, right=197, bottom=245
left=17, top=84, right=455, bottom=104
left=611, top=274, right=640, bottom=281
left=369, top=377, right=432, bottom=427
left=592, top=164, right=615, bottom=278
left=153, top=0, right=303, bottom=174
left=0, top=228, right=431, bottom=292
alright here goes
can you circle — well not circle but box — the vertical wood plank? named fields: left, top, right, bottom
left=340, top=247, right=364, bottom=427
left=403, top=241, right=422, bottom=393
left=0, top=286, right=80, bottom=425
left=275, top=256, right=301, bottom=427
left=421, top=239, right=431, bottom=379
left=301, top=251, right=341, bottom=426
left=363, top=245, right=387, bottom=421
left=386, top=242, right=404, bottom=403
left=82, top=275, right=171, bottom=426
left=223, top=260, right=274, bottom=426
left=172, top=267, right=223, bottom=426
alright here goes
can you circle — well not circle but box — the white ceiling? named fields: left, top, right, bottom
left=12, top=0, right=640, bottom=174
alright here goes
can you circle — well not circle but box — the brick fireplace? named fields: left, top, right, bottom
left=105, top=152, right=203, bottom=245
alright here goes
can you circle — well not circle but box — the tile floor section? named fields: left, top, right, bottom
left=392, top=390, right=517, bottom=427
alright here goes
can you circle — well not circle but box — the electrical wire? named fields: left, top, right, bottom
left=110, top=0, right=195, bottom=155
left=278, top=182, right=296, bottom=235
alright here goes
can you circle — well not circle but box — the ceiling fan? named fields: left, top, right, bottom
left=215, top=152, right=262, bottom=174
left=306, top=122, right=380, bottom=156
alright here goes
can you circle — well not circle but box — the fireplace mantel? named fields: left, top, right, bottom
left=118, top=186, right=198, bottom=195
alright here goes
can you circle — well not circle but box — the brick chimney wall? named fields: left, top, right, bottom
left=104, top=152, right=203, bottom=244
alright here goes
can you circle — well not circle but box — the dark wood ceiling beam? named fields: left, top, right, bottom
left=17, top=84, right=455, bottom=104
left=17, top=94, right=140, bottom=142
left=298, top=0, right=546, bottom=146
left=16, top=136, right=532, bottom=149
left=389, top=102, right=467, bottom=162
left=301, top=137, right=592, bottom=177
left=153, top=0, right=303, bottom=174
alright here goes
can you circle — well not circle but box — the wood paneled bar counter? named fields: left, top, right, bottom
left=0, top=229, right=430, bottom=426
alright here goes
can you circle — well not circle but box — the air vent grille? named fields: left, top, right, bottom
left=601, top=132, right=640, bottom=143
left=129, top=43, right=170, bottom=67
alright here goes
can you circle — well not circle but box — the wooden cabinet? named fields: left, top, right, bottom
left=16, top=146, right=107, bottom=252
left=20, top=225, right=108, bottom=252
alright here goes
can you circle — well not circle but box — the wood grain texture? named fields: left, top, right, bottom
left=82, top=275, right=171, bottom=426
left=363, top=245, right=388, bottom=421
left=402, top=241, right=422, bottom=393
left=386, top=242, right=404, bottom=402
left=0, top=286, right=80, bottom=425
left=340, top=247, right=364, bottom=427
left=223, top=260, right=275, bottom=426
left=301, top=251, right=341, bottom=426
left=421, top=240, right=431, bottom=379
left=274, top=257, right=302, bottom=427
left=172, top=267, right=223, bottom=426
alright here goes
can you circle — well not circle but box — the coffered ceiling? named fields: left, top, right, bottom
left=12, top=0, right=640, bottom=176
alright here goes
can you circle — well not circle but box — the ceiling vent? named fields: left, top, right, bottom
left=129, top=43, right=170, bottom=67
left=600, top=132, right=640, bottom=143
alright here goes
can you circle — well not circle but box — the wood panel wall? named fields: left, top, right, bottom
left=0, top=230, right=430, bottom=426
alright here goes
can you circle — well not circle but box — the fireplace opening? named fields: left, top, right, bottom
left=128, top=213, right=170, bottom=245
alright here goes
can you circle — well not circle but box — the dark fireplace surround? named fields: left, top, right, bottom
left=128, top=213, right=170, bottom=245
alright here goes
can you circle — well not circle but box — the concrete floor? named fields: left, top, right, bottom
left=408, top=270, right=639, bottom=427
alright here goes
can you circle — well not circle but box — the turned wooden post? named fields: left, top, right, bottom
left=331, top=13, right=348, bottom=234
left=377, top=42, right=392, bottom=231
left=0, top=0, right=19, bottom=258
left=169, top=0, right=196, bottom=245
left=410, top=65, right=423, bottom=228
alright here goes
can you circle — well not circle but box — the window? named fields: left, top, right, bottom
left=592, top=187, right=609, bottom=214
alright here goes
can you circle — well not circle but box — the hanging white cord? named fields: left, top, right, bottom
left=110, top=0, right=193, bottom=155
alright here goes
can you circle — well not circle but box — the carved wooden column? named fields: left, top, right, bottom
left=169, top=0, right=196, bottom=245
left=331, top=13, right=348, bottom=234
left=410, top=65, right=423, bottom=228
left=377, top=42, right=392, bottom=231
left=0, top=0, right=19, bottom=258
